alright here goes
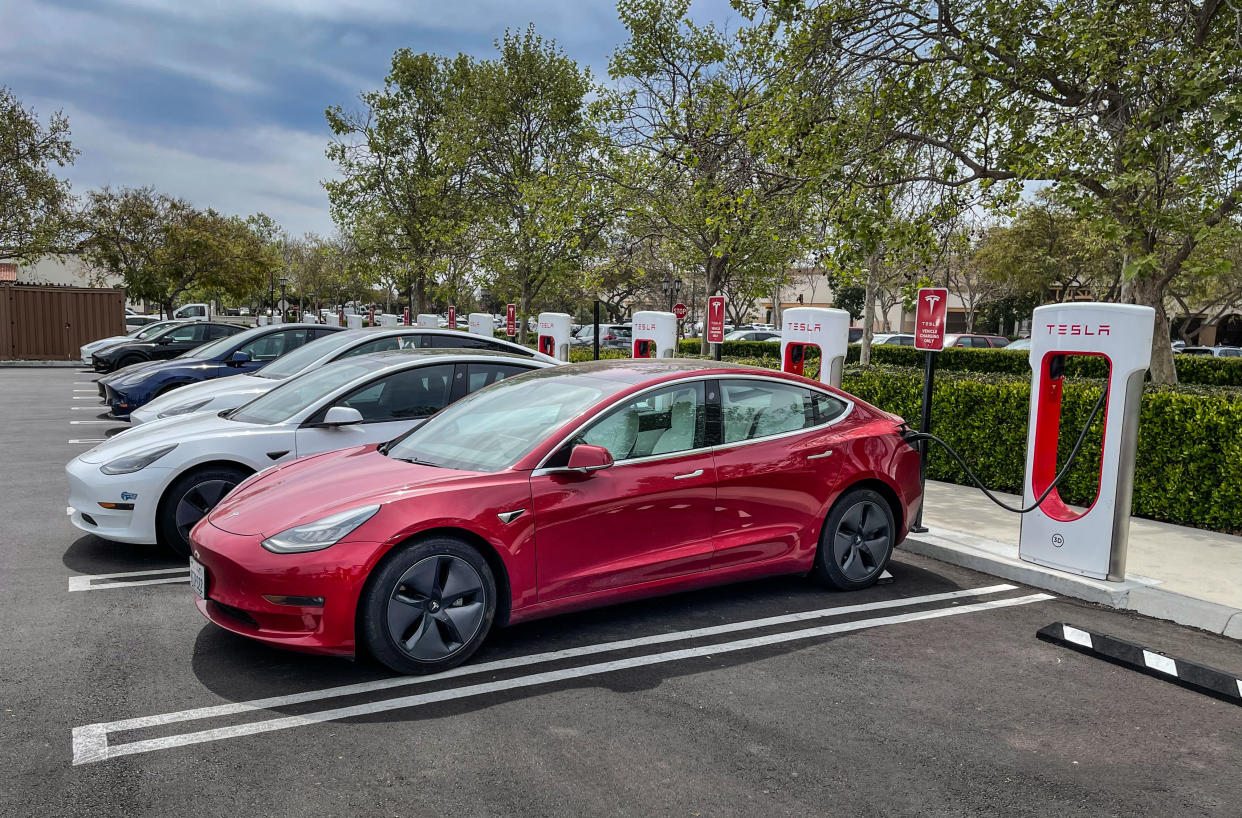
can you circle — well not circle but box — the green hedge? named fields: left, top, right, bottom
left=676, top=339, right=1242, bottom=386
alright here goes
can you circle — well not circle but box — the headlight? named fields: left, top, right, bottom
left=261, top=505, right=380, bottom=554
left=157, top=399, right=210, bottom=419
left=100, top=444, right=177, bottom=475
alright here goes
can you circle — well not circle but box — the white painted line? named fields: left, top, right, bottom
left=72, top=592, right=1052, bottom=764
left=71, top=406, right=109, bottom=411
left=67, top=565, right=190, bottom=592
left=1062, top=624, right=1093, bottom=648
left=1237, top=679, right=1242, bottom=698
left=67, top=439, right=107, bottom=444
left=69, top=420, right=117, bottom=425
left=73, top=583, right=1017, bottom=727
left=73, top=576, right=189, bottom=591
left=1142, top=649, right=1178, bottom=676
left=74, top=389, right=96, bottom=393
left=73, top=396, right=100, bottom=400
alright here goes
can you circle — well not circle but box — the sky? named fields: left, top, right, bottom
left=1, top=0, right=739, bottom=237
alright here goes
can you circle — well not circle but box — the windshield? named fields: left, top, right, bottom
left=255, top=330, right=359, bottom=379
left=230, top=359, right=374, bottom=425
left=385, top=369, right=623, bottom=472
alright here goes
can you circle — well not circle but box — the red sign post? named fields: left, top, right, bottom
left=447, top=305, right=456, bottom=328
left=403, top=306, right=410, bottom=326
left=506, top=303, right=516, bottom=336
left=368, top=307, right=374, bottom=327
left=914, top=287, right=948, bottom=351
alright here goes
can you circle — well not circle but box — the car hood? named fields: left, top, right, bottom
left=139, top=373, right=270, bottom=413
left=100, top=357, right=166, bottom=382
left=207, top=445, right=478, bottom=537
left=74, top=410, right=244, bottom=464
left=84, top=336, right=128, bottom=352
left=108, top=358, right=220, bottom=388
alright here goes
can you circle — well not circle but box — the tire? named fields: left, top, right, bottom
left=360, top=537, right=497, bottom=675
left=116, top=354, right=144, bottom=372
left=811, top=487, right=896, bottom=591
left=157, top=465, right=249, bottom=557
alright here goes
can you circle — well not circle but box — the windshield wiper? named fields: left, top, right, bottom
left=391, top=456, right=441, bottom=467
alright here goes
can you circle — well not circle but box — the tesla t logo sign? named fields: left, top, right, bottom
left=1045, top=323, right=1111, bottom=336
left=447, top=306, right=456, bottom=327
left=506, top=304, right=516, bottom=336
left=914, top=287, right=948, bottom=351
left=707, top=296, right=726, bottom=343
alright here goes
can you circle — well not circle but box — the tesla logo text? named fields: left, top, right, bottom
left=539, top=322, right=553, bottom=330
left=786, top=321, right=822, bottom=333
left=1045, top=324, right=1111, bottom=336
left=634, top=322, right=656, bottom=331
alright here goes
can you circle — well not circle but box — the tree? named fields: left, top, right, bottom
left=469, top=26, right=606, bottom=342
left=765, top=0, right=1242, bottom=382
left=325, top=50, right=477, bottom=316
left=82, top=187, right=274, bottom=317
left=0, top=86, right=78, bottom=261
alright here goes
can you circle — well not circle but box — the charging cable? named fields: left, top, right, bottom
left=903, top=383, right=1109, bottom=515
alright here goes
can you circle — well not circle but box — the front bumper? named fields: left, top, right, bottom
left=189, top=519, right=381, bottom=656
left=99, top=382, right=138, bottom=418
left=65, top=457, right=171, bottom=544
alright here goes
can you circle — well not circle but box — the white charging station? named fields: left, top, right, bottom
left=536, top=312, right=572, bottom=361
left=346, top=314, right=363, bottom=330
left=379, top=313, right=398, bottom=327
left=631, top=311, right=677, bottom=358
left=416, top=313, right=439, bottom=328
left=468, top=313, right=492, bottom=337
left=1018, top=302, right=1154, bottom=580
left=779, top=307, right=851, bottom=387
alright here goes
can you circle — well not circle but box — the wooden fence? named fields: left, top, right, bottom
left=0, top=284, right=126, bottom=361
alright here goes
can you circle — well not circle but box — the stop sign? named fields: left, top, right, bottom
left=673, top=303, right=688, bottom=320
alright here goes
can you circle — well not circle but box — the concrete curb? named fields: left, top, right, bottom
left=904, top=527, right=1242, bottom=641
left=0, top=361, right=88, bottom=368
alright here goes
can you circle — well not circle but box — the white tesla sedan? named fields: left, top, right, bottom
left=67, top=350, right=553, bottom=555
left=129, top=327, right=557, bottom=425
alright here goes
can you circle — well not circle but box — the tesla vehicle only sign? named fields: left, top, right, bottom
left=707, top=296, right=726, bottom=343
left=506, top=304, right=516, bottom=336
left=914, top=287, right=948, bottom=351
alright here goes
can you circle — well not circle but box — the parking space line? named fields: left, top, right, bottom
left=67, top=439, right=107, bottom=445
left=74, top=389, right=96, bottom=393
left=71, top=407, right=109, bottom=411
left=72, top=396, right=100, bottom=400
left=72, top=591, right=1052, bottom=764
left=68, top=567, right=190, bottom=592
left=69, top=420, right=117, bottom=425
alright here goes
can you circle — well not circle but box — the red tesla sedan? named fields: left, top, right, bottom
left=190, top=360, right=922, bottom=674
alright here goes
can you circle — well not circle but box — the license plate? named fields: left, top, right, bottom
left=189, top=557, right=206, bottom=599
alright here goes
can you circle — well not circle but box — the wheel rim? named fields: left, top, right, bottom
left=174, top=479, right=237, bottom=540
left=831, top=500, right=891, bottom=582
left=386, top=555, right=487, bottom=662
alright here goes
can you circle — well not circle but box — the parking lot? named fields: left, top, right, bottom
left=2, top=366, right=1240, bottom=816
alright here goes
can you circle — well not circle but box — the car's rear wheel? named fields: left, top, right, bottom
left=360, top=537, right=497, bottom=675
left=812, top=487, right=896, bottom=591
left=117, top=354, right=144, bottom=371
left=157, top=466, right=249, bottom=557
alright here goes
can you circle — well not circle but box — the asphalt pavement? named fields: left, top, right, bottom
left=2, top=367, right=1240, bottom=817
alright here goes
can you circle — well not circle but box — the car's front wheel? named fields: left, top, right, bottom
left=157, top=465, right=249, bottom=557
left=812, top=487, right=896, bottom=591
left=360, top=537, right=497, bottom=675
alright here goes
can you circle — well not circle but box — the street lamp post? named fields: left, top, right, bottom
left=661, top=275, right=683, bottom=312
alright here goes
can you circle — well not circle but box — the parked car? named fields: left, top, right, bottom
left=130, top=327, right=558, bottom=425
left=80, top=320, right=186, bottom=364
left=95, top=324, right=345, bottom=419
left=68, top=350, right=553, bottom=556
left=943, top=333, right=1009, bottom=348
left=569, top=324, right=632, bottom=350
left=724, top=330, right=781, bottom=342
left=187, top=359, right=923, bottom=674
left=1178, top=345, right=1242, bottom=357
left=870, top=333, right=916, bottom=346
left=90, top=322, right=243, bottom=373
left=124, top=315, right=161, bottom=330
left=848, top=328, right=864, bottom=343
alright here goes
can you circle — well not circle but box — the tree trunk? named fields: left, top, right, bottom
left=1133, top=275, right=1177, bottom=385
left=415, top=272, right=428, bottom=316
left=699, top=256, right=726, bottom=355
left=518, top=283, right=530, bottom=346
left=860, top=266, right=877, bottom=366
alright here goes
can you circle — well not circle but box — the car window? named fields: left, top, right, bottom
left=1217, top=348, right=1240, bottom=357
left=164, top=324, right=201, bottom=342
left=332, top=364, right=454, bottom=422
left=571, top=382, right=706, bottom=462
left=430, top=334, right=530, bottom=355
left=465, top=362, right=534, bottom=392
left=720, top=379, right=830, bottom=443
left=238, top=329, right=309, bottom=362
left=340, top=334, right=425, bottom=357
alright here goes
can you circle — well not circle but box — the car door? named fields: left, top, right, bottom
left=711, top=378, right=853, bottom=570
left=293, top=363, right=456, bottom=457
left=153, top=323, right=208, bottom=359
left=530, top=381, right=717, bottom=602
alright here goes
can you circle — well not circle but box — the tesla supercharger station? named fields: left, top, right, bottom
left=416, top=313, right=439, bottom=329
left=303, top=314, right=317, bottom=324
left=468, top=313, right=492, bottom=338
left=779, top=307, right=851, bottom=387
left=631, top=311, right=677, bottom=358
left=346, top=314, right=363, bottom=330
left=379, top=313, right=398, bottom=327
left=1018, top=302, right=1154, bottom=580
left=536, top=312, right=572, bottom=361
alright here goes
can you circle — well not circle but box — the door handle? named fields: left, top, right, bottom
left=673, top=469, right=704, bottom=480
left=806, top=450, right=833, bottom=460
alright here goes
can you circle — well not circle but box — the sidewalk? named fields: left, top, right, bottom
left=911, top=480, right=1242, bottom=639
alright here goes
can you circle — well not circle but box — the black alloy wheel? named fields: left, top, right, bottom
left=812, top=487, right=896, bottom=590
left=157, top=466, right=249, bottom=557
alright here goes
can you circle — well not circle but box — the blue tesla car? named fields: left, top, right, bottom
left=98, top=324, right=344, bottom=419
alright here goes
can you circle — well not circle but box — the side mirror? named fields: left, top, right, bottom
left=323, top=406, right=364, bottom=427
left=228, top=351, right=252, bottom=367
left=556, top=444, right=615, bottom=475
